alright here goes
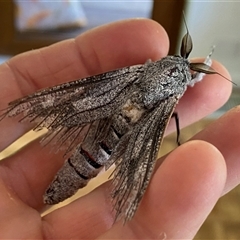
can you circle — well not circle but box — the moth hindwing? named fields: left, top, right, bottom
left=1, top=30, right=220, bottom=223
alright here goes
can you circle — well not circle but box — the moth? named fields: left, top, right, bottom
left=0, top=28, right=227, bottom=223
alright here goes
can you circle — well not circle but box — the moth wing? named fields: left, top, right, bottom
left=0, top=65, right=144, bottom=153
left=40, top=117, right=112, bottom=157
left=109, top=96, right=179, bottom=222
left=1, top=65, right=144, bottom=128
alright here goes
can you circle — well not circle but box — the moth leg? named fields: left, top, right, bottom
left=171, top=112, right=180, bottom=146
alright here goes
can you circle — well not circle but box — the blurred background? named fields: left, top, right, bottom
left=0, top=1, right=240, bottom=239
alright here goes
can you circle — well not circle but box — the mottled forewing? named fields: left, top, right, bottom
left=0, top=65, right=144, bottom=153
left=110, top=96, right=179, bottom=222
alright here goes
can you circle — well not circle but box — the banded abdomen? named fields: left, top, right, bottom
left=43, top=98, right=146, bottom=204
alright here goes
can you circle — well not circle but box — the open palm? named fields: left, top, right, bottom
left=0, top=19, right=239, bottom=239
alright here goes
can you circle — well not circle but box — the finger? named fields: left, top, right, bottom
left=0, top=18, right=168, bottom=105
left=97, top=141, right=226, bottom=239
left=42, top=183, right=113, bottom=239
left=166, top=60, right=232, bottom=135
left=0, top=19, right=169, bottom=209
left=0, top=178, right=43, bottom=239
left=191, top=106, right=240, bottom=194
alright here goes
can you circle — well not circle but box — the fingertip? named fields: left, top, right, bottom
left=193, top=105, right=240, bottom=194
left=154, top=140, right=227, bottom=211
left=164, top=140, right=227, bottom=186
left=75, top=18, right=169, bottom=73
left=197, top=59, right=232, bottom=103
left=161, top=140, right=227, bottom=205
left=139, top=140, right=226, bottom=239
left=209, top=60, right=232, bottom=106
left=175, top=59, right=232, bottom=129
left=190, top=59, right=232, bottom=105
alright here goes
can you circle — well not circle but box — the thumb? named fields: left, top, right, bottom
left=144, top=140, right=227, bottom=239
left=98, top=140, right=226, bottom=239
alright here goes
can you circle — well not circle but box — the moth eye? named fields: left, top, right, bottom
left=180, top=33, right=193, bottom=59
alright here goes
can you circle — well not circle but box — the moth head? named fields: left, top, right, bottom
left=180, top=12, right=234, bottom=84
left=179, top=32, right=218, bottom=76
left=179, top=31, right=216, bottom=75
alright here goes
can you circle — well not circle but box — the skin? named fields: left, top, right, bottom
left=0, top=18, right=238, bottom=239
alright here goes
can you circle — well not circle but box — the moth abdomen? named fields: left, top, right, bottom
left=44, top=120, right=122, bottom=204
left=44, top=144, right=105, bottom=204
left=79, top=147, right=102, bottom=169
left=44, top=100, right=148, bottom=205
left=99, top=141, right=112, bottom=155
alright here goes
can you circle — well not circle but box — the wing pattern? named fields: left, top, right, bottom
left=108, top=96, right=179, bottom=222
left=1, top=65, right=144, bottom=153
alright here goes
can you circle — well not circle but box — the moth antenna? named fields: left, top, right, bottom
left=191, top=45, right=236, bottom=86
left=190, top=62, right=236, bottom=86
left=216, top=72, right=236, bottom=85
left=180, top=11, right=193, bottom=58
left=182, top=11, right=189, bottom=35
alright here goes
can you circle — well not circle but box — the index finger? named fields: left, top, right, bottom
left=0, top=18, right=169, bottom=104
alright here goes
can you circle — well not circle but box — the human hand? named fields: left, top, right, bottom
left=0, top=18, right=238, bottom=239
